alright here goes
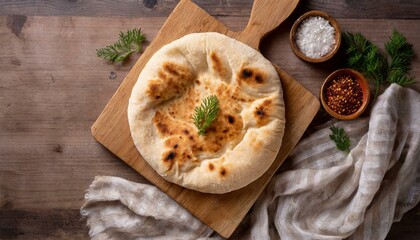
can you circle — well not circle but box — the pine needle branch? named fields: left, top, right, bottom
left=192, top=95, right=220, bottom=135
left=342, top=31, right=416, bottom=99
left=385, top=30, right=415, bottom=87
left=96, top=28, right=146, bottom=63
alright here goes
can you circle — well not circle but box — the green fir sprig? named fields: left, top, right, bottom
left=329, top=125, right=351, bottom=154
left=343, top=30, right=415, bottom=99
left=192, top=95, right=220, bottom=136
left=385, top=30, right=415, bottom=86
left=97, top=28, right=146, bottom=63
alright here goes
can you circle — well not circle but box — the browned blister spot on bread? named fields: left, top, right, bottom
left=227, top=115, right=235, bottom=124
left=237, top=66, right=267, bottom=86
left=163, top=62, right=184, bottom=76
left=210, top=51, right=229, bottom=80
left=165, top=152, right=176, bottom=161
left=162, top=136, right=197, bottom=172
left=254, top=99, right=273, bottom=126
left=162, top=150, right=175, bottom=171
left=146, top=62, right=195, bottom=100
left=208, top=163, right=215, bottom=171
left=219, top=167, right=228, bottom=177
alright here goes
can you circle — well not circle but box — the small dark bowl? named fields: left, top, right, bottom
left=290, top=10, right=341, bottom=63
left=320, top=68, right=371, bottom=120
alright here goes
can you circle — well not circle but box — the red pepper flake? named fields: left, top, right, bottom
left=325, top=75, right=363, bottom=115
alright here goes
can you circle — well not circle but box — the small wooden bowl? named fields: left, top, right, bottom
left=290, top=10, right=341, bottom=63
left=320, top=68, right=371, bottom=120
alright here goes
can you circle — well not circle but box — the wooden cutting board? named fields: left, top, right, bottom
left=91, top=0, right=319, bottom=237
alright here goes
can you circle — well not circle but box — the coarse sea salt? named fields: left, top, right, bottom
left=295, top=16, right=336, bottom=58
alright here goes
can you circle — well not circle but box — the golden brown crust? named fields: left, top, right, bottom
left=254, top=99, right=274, bottom=127
left=153, top=85, right=245, bottom=170
left=237, top=66, right=267, bottom=86
left=146, top=62, right=195, bottom=101
left=210, top=51, right=229, bottom=80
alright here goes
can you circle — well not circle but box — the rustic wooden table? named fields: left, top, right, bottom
left=1, top=0, right=419, bottom=239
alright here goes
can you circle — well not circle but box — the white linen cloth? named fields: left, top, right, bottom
left=81, top=84, right=420, bottom=239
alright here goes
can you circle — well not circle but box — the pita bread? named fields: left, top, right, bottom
left=128, top=32, right=285, bottom=194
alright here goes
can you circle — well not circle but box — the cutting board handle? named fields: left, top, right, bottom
left=238, top=0, right=299, bottom=49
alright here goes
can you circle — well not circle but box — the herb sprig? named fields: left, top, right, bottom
left=343, top=30, right=415, bottom=99
left=192, top=95, right=220, bottom=136
left=329, top=125, right=351, bottom=154
left=97, top=28, right=146, bottom=63
left=385, top=30, right=415, bottom=86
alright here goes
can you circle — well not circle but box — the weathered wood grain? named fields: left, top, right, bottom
left=0, top=209, right=89, bottom=239
left=1, top=206, right=418, bottom=240
left=0, top=16, right=162, bottom=210
left=0, top=9, right=419, bottom=240
left=0, top=0, right=419, bottom=19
